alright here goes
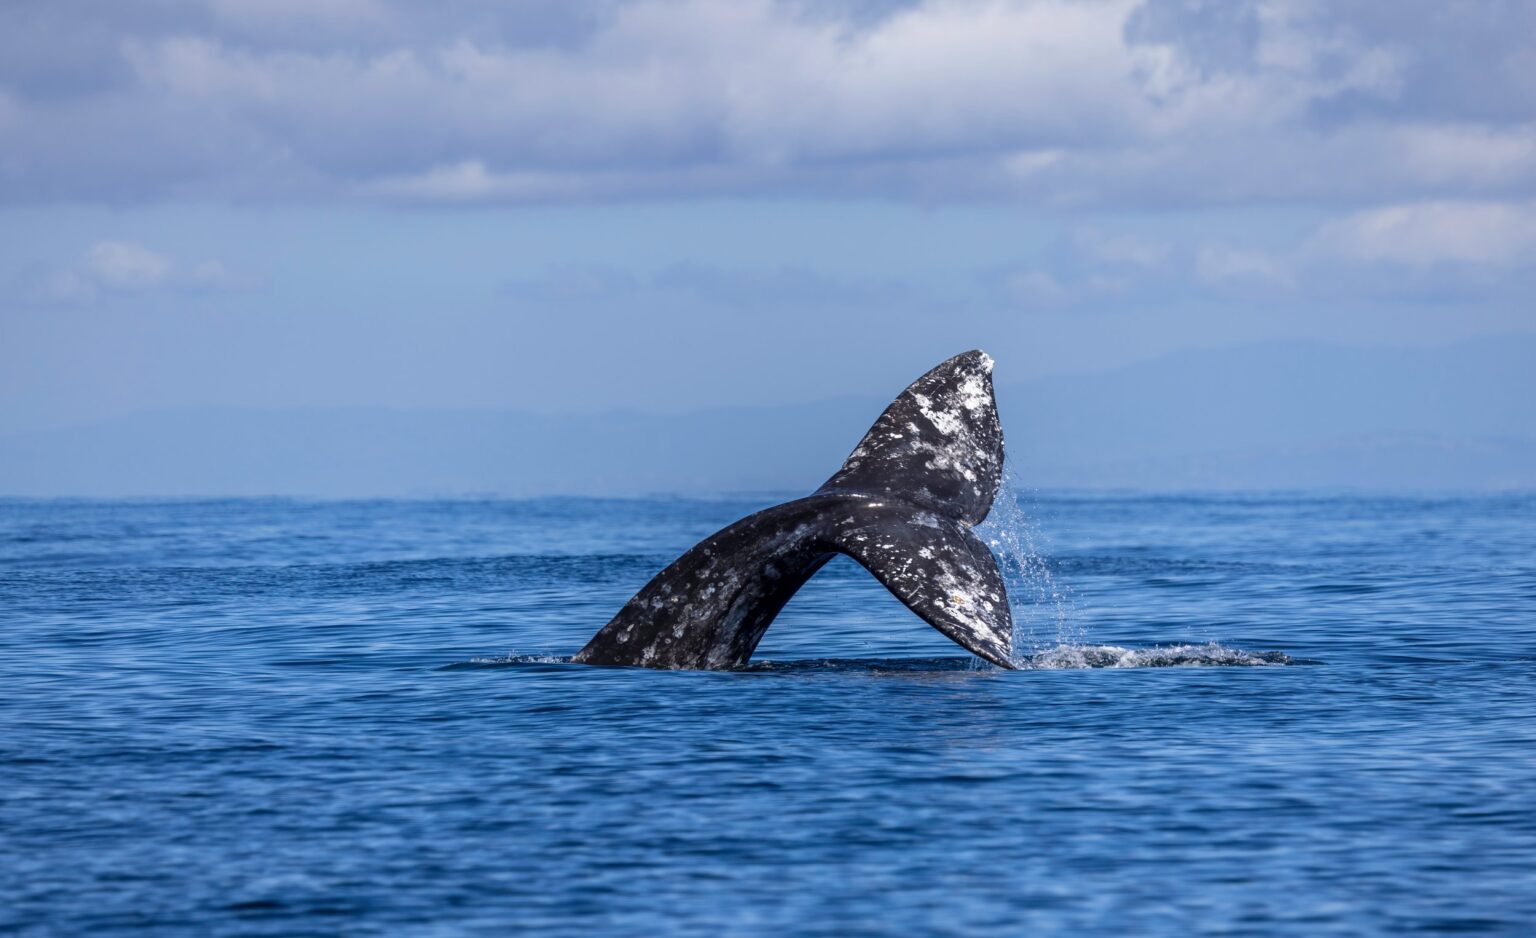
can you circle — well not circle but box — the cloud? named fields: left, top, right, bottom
left=1307, top=200, right=1536, bottom=268
left=1394, top=124, right=1536, bottom=189
left=1190, top=200, right=1536, bottom=294
left=366, top=161, right=586, bottom=202
left=31, top=240, right=256, bottom=303
left=1194, top=244, right=1291, bottom=287
left=82, top=241, right=174, bottom=290
left=981, top=225, right=1175, bottom=308
left=1069, top=227, right=1170, bottom=269
left=0, top=0, right=1531, bottom=206
left=984, top=197, right=1536, bottom=310
left=206, top=0, right=389, bottom=29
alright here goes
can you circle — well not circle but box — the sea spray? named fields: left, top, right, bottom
left=976, top=468, right=1082, bottom=663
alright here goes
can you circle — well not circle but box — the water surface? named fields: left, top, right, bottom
left=2, top=492, right=1533, bottom=934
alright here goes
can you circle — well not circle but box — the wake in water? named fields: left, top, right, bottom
left=742, top=644, right=1294, bottom=671
left=1019, top=643, right=1294, bottom=669
left=451, top=645, right=1295, bottom=672
left=443, top=655, right=573, bottom=670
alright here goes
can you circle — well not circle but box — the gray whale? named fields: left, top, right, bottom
left=574, top=350, right=1014, bottom=669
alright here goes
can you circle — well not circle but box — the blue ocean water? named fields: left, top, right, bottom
left=2, top=490, right=1534, bottom=935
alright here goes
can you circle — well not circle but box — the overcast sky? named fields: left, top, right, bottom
left=2, top=0, right=1533, bottom=432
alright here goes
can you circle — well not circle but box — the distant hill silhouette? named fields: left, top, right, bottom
left=2, top=337, right=1532, bottom=496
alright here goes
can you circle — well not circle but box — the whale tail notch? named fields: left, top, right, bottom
left=573, top=350, right=1016, bottom=670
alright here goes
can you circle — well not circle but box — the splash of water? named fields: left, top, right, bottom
left=1020, top=643, right=1294, bottom=669
left=976, top=467, right=1082, bottom=664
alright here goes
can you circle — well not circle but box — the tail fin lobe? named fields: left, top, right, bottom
left=816, top=350, right=1004, bottom=527
left=830, top=504, right=1014, bottom=668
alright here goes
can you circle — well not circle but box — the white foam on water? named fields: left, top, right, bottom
left=466, top=654, right=571, bottom=666
left=1021, top=642, right=1293, bottom=669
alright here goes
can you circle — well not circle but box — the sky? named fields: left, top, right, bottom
left=2, top=0, right=1534, bottom=436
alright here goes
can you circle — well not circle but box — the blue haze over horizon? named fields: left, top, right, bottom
left=2, top=1, right=1533, bottom=493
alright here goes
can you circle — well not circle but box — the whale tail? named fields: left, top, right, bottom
left=573, top=350, right=1015, bottom=669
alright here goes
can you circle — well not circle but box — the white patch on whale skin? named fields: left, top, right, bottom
left=956, top=373, right=990, bottom=412
left=913, top=391, right=965, bottom=437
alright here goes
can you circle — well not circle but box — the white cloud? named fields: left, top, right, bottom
left=33, top=241, right=255, bottom=303
left=83, top=241, right=173, bottom=290
left=1195, top=244, right=1291, bottom=286
left=1070, top=227, right=1170, bottom=269
left=1003, top=149, right=1065, bottom=178
left=1396, top=124, right=1536, bottom=189
left=365, top=161, right=580, bottom=202
left=0, top=1, right=1532, bottom=207
left=985, top=196, right=1536, bottom=311
left=983, top=226, right=1170, bottom=309
left=1308, top=201, right=1536, bottom=268
left=993, top=268, right=1077, bottom=307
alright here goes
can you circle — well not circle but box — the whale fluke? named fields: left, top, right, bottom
left=573, top=350, right=1014, bottom=669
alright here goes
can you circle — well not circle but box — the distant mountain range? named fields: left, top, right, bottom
left=2, top=337, right=1532, bottom=496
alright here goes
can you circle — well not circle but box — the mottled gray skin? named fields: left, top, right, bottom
left=574, top=350, right=1014, bottom=669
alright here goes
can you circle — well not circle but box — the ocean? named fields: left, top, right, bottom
left=2, top=489, right=1533, bottom=935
